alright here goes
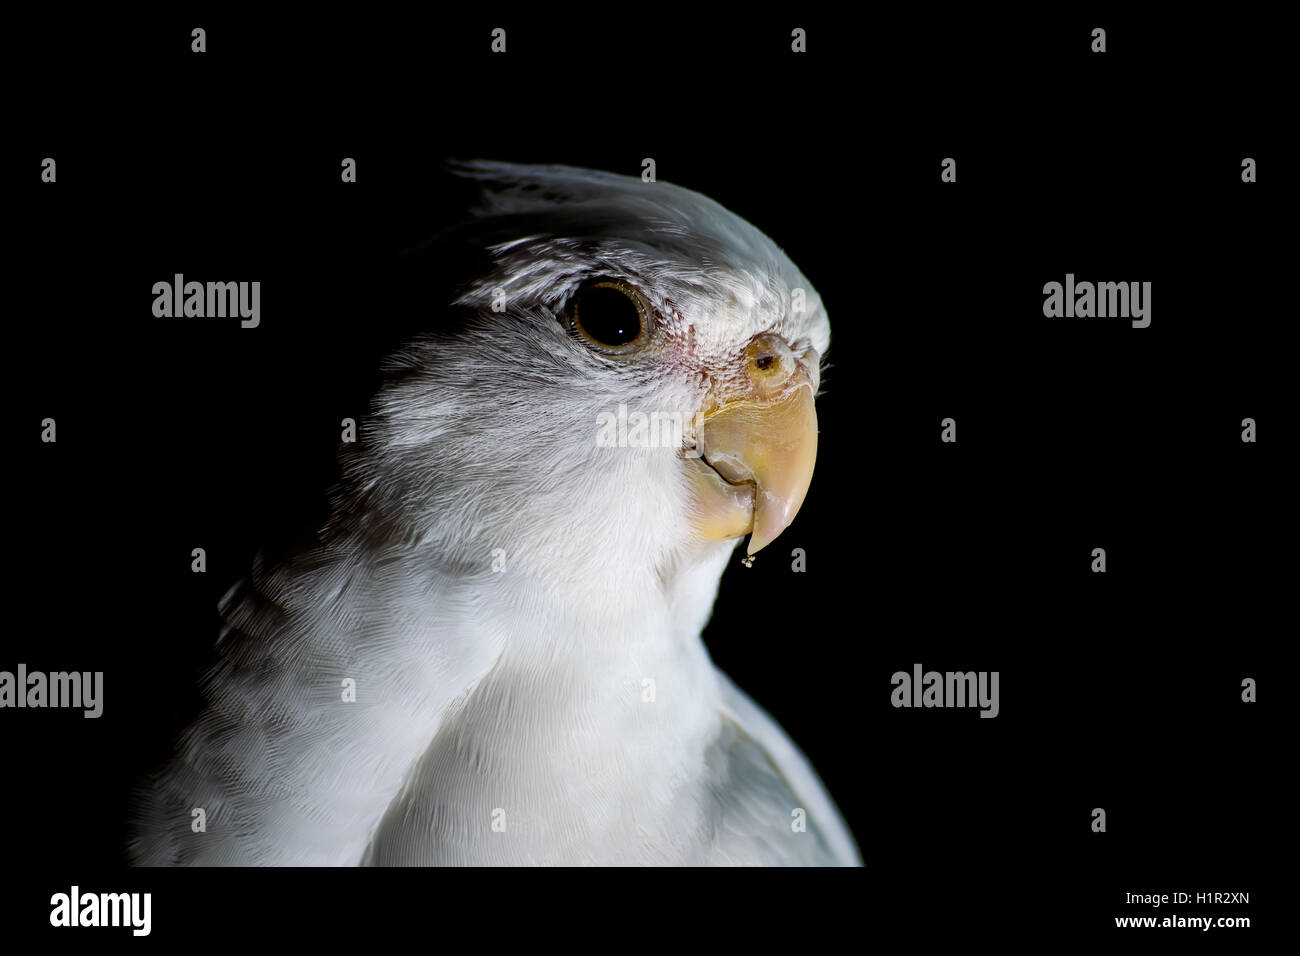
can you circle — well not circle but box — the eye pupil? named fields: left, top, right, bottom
left=575, top=283, right=643, bottom=347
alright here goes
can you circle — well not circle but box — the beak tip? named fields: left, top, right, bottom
left=741, top=521, right=783, bottom=565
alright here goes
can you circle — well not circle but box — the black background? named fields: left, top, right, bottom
left=6, top=8, right=1281, bottom=945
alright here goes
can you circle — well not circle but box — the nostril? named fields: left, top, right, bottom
left=743, top=333, right=797, bottom=396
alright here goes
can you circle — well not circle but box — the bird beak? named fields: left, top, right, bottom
left=688, top=334, right=819, bottom=563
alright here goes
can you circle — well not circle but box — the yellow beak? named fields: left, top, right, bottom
left=687, top=334, right=819, bottom=564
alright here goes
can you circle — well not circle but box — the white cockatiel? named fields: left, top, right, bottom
left=130, top=161, right=859, bottom=866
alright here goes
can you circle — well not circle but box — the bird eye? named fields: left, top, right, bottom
left=570, top=279, right=650, bottom=351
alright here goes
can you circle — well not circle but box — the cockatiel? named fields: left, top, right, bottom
left=129, top=160, right=859, bottom=866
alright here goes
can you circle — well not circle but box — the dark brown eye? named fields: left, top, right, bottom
left=571, top=279, right=649, bottom=351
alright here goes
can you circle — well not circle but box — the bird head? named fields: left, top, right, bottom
left=346, top=161, right=830, bottom=596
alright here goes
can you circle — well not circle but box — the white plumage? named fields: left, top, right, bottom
left=130, top=161, right=858, bottom=866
